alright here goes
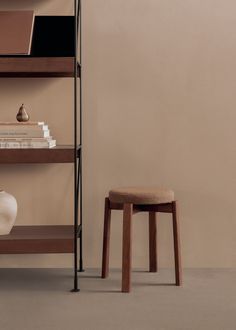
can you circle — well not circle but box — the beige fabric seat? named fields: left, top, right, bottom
left=109, top=187, right=174, bottom=205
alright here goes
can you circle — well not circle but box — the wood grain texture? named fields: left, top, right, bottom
left=101, top=198, right=112, bottom=278
left=0, top=57, right=78, bottom=77
left=149, top=212, right=157, bottom=272
left=0, top=145, right=75, bottom=164
left=0, top=225, right=74, bottom=254
left=122, top=203, right=133, bottom=293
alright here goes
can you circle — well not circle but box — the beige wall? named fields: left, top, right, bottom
left=0, top=0, right=236, bottom=268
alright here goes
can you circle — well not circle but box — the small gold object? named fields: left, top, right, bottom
left=16, top=104, right=30, bottom=122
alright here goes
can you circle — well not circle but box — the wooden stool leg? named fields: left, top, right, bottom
left=149, top=212, right=157, bottom=272
left=122, top=203, right=133, bottom=293
left=101, top=198, right=111, bottom=278
left=172, top=201, right=182, bottom=286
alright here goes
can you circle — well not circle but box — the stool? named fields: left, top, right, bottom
left=101, top=187, right=182, bottom=292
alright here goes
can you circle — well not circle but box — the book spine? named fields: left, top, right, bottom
left=0, top=125, right=48, bottom=131
left=0, top=137, right=52, bottom=142
left=21, top=142, right=56, bottom=148
left=0, top=140, right=56, bottom=148
left=0, top=131, right=50, bottom=138
left=0, top=122, right=44, bottom=126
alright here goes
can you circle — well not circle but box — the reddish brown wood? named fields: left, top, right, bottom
left=109, top=201, right=123, bottom=210
left=109, top=201, right=172, bottom=214
left=101, top=198, right=111, bottom=278
left=149, top=212, right=157, bottom=272
left=0, top=145, right=74, bottom=164
left=122, top=203, right=133, bottom=293
left=0, top=225, right=74, bottom=254
left=103, top=197, right=182, bottom=291
left=0, top=57, right=77, bottom=78
left=172, top=201, right=182, bottom=286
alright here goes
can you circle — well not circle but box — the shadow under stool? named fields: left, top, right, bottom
left=101, top=187, right=182, bottom=293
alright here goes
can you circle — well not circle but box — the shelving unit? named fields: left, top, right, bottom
left=0, top=1, right=83, bottom=291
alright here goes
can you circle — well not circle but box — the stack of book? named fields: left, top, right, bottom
left=0, top=122, right=56, bottom=149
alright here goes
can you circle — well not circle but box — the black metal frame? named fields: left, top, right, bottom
left=71, top=0, right=84, bottom=292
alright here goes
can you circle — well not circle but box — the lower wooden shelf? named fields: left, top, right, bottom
left=0, top=225, right=75, bottom=254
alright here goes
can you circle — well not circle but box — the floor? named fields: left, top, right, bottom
left=0, top=268, right=235, bottom=330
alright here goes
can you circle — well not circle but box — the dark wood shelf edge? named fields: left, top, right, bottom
left=0, top=145, right=81, bottom=164
left=0, top=58, right=80, bottom=78
left=0, top=225, right=75, bottom=254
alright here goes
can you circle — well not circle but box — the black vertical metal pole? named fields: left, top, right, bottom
left=71, top=0, right=79, bottom=292
left=79, top=0, right=84, bottom=272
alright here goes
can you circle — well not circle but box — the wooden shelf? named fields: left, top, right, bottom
left=0, top=16, right=79, bottom=77
left=0, top=145, right=79, bottom=164
left=0, top=57, right=79, bottom=78
left=0, top=225, right=76, bottom=254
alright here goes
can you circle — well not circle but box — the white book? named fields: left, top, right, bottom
left=21, top=140, right=56, bottom=148
left=0, top=137, right=52, bottom=142
left=0, top=130, right=50, bottom=138
left=0, top=122, right=45, bottom=126
left=0, top=125, right=48, bottom=132
left=0, top=140, right=56, bottom=149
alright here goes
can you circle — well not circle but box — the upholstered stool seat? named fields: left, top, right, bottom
left=109, top=187, right=175, bottom=205
left=102, top=186, right=182, bottom=292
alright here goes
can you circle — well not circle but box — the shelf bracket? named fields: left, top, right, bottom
left=77, top=146, right=81, bottom=158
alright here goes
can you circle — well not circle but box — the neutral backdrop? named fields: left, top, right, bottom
left=0, top=0, right=235, bottom=268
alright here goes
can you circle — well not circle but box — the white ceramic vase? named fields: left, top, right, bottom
left=0, top=191, right=17, bottom=235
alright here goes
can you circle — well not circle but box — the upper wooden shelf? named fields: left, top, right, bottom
left=0, top=16, right=78, bottom=77
left=0, top=145, right=80, bottom=164
left=0, top=57, right=79, bottom=78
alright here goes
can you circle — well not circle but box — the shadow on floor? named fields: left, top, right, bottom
left=0, top=268, right=177, bottom=293
left=0, top=268, right=74, bottom=292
